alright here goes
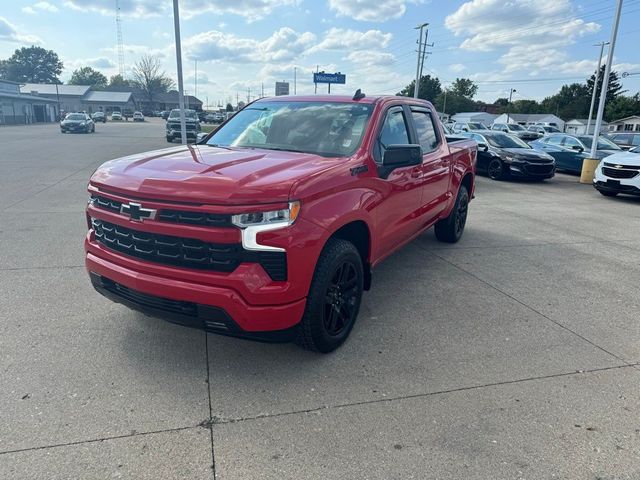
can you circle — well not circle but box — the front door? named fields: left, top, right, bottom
left=373, top=106, right=424, bottom=259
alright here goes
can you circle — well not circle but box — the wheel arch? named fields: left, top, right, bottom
left=326, top=219, right=373, bottom=291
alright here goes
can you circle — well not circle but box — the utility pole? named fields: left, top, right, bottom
left=194, top=59, right=197, bottom=100
left=442, top=88, right=447, bottom=117
left=506, top=88, right=516, bottom=123
left=582, top=0, right=623, bottom=183
left=261, top=83, right=264, bottom=98
left=585, top=42, right=608, bottom=136
left=247, top=87, right=250, bottom=104
left=172, top=0, right=187, bottom=145
left=294, top=67, right=297, bottom=95
left=413, top=23, right=428, bottom=99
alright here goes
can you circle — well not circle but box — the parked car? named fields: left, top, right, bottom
left=165, top=108, right=201, bottom=142
left=60, top=112, right=95, bottom=134
left=491, top=123, right=541, bottom=140
left=462, top=131, right=555, bottom=180
left=530, top=134, right=621, bottom=173
left=527, top=125, right=561, bottom=135
left=85, top=95, right=477, bottom=352
left=452, top=122, right=487, bottom=133
left=91, top=111, right=106, bottom=123
left=593, top=146, right=640, bottom=197
left=161, top=110, right=170, bottom=120
left=204, top=113, right=217, bottom=123
left=111, top=111, right=123, bottom=121
left=607, top=132, right=640, bottom=151
left=133, top=111, right=145, bottom=122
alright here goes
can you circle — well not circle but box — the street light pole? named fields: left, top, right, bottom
left=172, top=0, right=187, bottom=145
left=581, top=0, right=623, bottom=183
left=413, top=23, right=428, bottom=99
left=506, top=88, right=516, bottom=123
left=585, top=42, right=608, bottom=136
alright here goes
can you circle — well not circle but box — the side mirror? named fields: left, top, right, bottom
left=382, top=144, right=422, bottom=168
left=478, top=143, right=489, bottom=152
left=571, top=145, right=584, bottom=152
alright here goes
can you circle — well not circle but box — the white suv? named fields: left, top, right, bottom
left=593, top=146, right=640, bottom=197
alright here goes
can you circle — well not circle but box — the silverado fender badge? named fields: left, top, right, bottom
left=120, top=202, right=157, bottom=222
left=350, top=165, right=369, bottom=176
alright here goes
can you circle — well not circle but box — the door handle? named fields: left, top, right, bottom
left=410, top=168, right=422, bottom=178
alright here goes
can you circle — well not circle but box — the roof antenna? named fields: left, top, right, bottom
left=353, top=89, right=366, bottom=101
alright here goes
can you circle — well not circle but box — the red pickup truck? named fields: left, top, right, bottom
left=85, top=94, right=476, bottom=352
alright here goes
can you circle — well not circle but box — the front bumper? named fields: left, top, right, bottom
left=508, top=161, right=555, bottom=178
left=594, top=166, right=640, bottom=195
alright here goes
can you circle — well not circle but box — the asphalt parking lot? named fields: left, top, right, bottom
left=1, top=119, right=639, bottom=479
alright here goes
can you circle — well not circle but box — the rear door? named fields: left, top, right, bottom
left=408, top=106, right=450, bottom=224
left=373, top=105, right=424, bottom=257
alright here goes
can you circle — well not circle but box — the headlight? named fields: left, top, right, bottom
left=80, top=122, right=86, bottom=126
left=504, top=155, right=515, bottom=163
left=232, top=201, right=301, bottom=228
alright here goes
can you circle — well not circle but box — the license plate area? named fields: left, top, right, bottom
left=607, top=179, right=621, bottom=188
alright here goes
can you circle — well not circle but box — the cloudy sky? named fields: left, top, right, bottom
left=1, top=0, right=639, bottom=107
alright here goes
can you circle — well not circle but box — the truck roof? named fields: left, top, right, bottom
left=256, top=94, right=428, bottom=106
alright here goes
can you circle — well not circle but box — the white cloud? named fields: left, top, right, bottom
left=311, top=28, right=392, bottom=52
left=184, top=28, right=316, bottom=63
left=449, top=63, right=466, bottom=73
left=445, top=0, right=600, bottom=52
left=345, top=50, right=395, bottom=67
left=0, top=17, right=41, bottom=44
left=22, top=2, right=58, bottom=14
left=64, top=0, right=163, bottom=17
left=328, top=0, right=423, bottom=22
left=181, top=0, right=301, bottom=21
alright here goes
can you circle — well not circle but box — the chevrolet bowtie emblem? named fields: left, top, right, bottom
left=120, top=202, right=157, bottom=222
left=615, top=164, right=624, bottom=169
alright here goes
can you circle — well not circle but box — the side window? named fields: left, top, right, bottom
left=411, top=110, right=439, bottom=153
left=547, top=135, right=563, bottom=146
left=562, top=136, right=580, bottom=148
left=376, top=107, right=410, bottom=162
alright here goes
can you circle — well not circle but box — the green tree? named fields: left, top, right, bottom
left=108, top=74, right=131, bottom=88
left=131, top=54, right=174, bottom=104
left=540, top=83, right=590, bottom=120
left=69, top=67, right=107, bottom=88
left=397, top=74, right=442, bottom=102
left=510, top=99, right=541, bottom=114
left=0, top=46, right=63, bottom=83
left=587, top=65, right=625, bottom=107
left=450, top=78, right=478, bottom=99
left=225, top=103, right=233, bottom=112
left=435, top=91, right=476, bottom=115
left=605, top=93, right=640, bottom=121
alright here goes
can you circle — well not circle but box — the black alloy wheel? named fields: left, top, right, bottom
left=296, top=238, right=364, bottom=352
left=323, top=261, right=359, bottom=337
left=435, top=184, right=470, bottom=243
left=487, top=158, right=504, bottom=180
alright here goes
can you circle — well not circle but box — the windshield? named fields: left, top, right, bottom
left=206, top=101, right=374, bottom=157
left=169, top=109, right=197, bottom=120
left=631, top=146, right=640, bottom=154
left=579, top=136, right=621, bottom=150
left=485, top=133, right=530, bottom=149
left=508, top=124, right=525, bottom=131
left=468, top=123, right=485, bottom=130
left=66, top=114, right=85, bottom=120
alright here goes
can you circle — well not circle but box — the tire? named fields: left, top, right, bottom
left=166, top=136, right=173, bottom=143
left=434, top=184, right=470, bottom=243
left=296, top=239, right=364, bottom=353
left=91, top=125, right=95, bottom=133
left=487, top=158, right=504, bottom=180
left=598, top=190, right=618, bottom=197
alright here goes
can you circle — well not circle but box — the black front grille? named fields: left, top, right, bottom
left=158, top=209, right=231, bottom=227
left=91, top=218, right=287, bottom=280
left=167, top=122, right=197, bottom=131
left=523, top=163, right=554, bottom=175
left=602, top=167, right=639, bottom=179
left=91, top=195, right=233, bottom=228
left=92, top=218, right=240, bottom=272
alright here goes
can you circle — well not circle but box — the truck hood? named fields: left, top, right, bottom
left=90, top=145, right=342, bottom=205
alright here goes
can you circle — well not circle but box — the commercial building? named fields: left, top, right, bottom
left=20, top=83, right=136, bottom=115
left=493, top=113, right=565, bottom=131
left=0, top=79, right=59, bottom=125
left=608, top=115, right=640, bottom=132
left=450, top=112, right=498, bottom=126
left=564, top=119, right=609, bottom=135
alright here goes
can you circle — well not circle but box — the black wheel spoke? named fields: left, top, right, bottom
left=321, top=259, right=361, bottom=337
